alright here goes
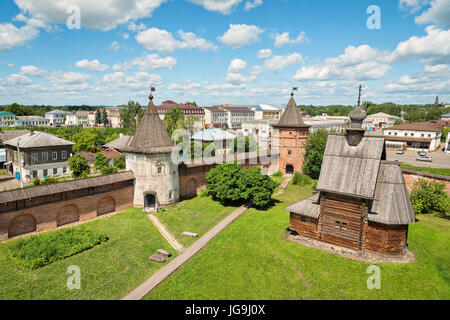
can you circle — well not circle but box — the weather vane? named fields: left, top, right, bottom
left=357, top=84, right=362, bottom=107
left=149, top=86, right=155, bottom=101
left=291, top=87, right=298, bottom=96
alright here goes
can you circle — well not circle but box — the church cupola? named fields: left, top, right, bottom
left=346, top=85, right=367, bottom=146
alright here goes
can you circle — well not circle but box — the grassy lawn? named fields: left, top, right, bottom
left=144, top=182, right=450, bottom=300
left=156, top=196, right=237, bottom=247
left=0, top=208, right=176, bottom=300
left=401, top=164, right=450, bottom=177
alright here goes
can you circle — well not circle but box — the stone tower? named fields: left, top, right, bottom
left=122, top=90, right=179, bottom=211
left=273, top=90, right=310, bottom=175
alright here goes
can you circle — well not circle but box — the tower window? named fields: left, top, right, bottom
left=288, top=150, right=292, bottom=156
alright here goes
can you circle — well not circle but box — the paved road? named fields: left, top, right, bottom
left=386, top=150, right=450, bottom=169
left=0, top=177, right=21, bottom=191
left=123, top=204, right=249, bottom=300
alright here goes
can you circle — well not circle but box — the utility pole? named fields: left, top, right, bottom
left=17, top=137, right=23, bottom=189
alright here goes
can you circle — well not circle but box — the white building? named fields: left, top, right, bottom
left=65, top=111, right=89, bottom=127
left=223, top=106, right=255, bottom=129
left=203, top=107, right=228, bottom=128
left=304, top=115, right=348, bottom=133
left=384, top=121, right=443, bottom=151
left=363, top=112, right=401, bottom=130
left=252, top=104, right=283, bottom=121
left=15, top=116, right=50, bottom=127
left=45, top=110, right=71, bottom=126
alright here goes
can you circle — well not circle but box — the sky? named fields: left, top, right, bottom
left=0, top=0, right=449, bottom=107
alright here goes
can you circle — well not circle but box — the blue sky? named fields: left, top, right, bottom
left=0, top=0, right=449, bottom=107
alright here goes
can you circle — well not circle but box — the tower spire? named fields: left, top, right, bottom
left=357, top=84, right=362, bottom=107
left=148, top=86, right=156, bottom=108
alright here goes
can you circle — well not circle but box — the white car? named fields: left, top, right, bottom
left=416, top=155, right=432, bottom=162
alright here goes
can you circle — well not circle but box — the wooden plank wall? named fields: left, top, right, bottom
left=289, top=213, right=319, bottom=239
left=365, top=222, right=408, bottom=256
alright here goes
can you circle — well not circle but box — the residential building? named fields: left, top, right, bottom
left=363, top=112, right=401, bottom=130
left=304, top=115, right=348, bottom=133
left=441, top=113, right=450, bottom=120
left=253, top=104, right=283, bottom=121
left=384, top=121, right=444, bottom=151
left=45, top=110, right=71, bottom=126
left=191, top=128, right=236, bottom=155
left=0, top=111, right=16, bottom=127
left=65, top=111, right=89, bottom=127
left=203, top=107, right=228, bottom=128
left=0, top=129, right=30, bottom=165
left=222, top=106, right=255, bottom=129
left=156, top=101, right=205, bottom=131
left=79, top=148, right=122, bottom=167
left=15, top=116, right=50, bottom=127
left=3, top=131, right=74, bottom=182
left=241, top=120, right=277, bottom=149
left=106, top=108, right=122, bottom=128
left=273, top=92, right=310, bottom=175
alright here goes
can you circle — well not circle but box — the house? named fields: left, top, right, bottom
left=252, top=104, right=282, bottom=121
left=222, top=106, right=255, bottom=129
left=156, top=101, right=205, bottom=131
left=203, top=107, right=228, bottom=128
left=191, top=128, right=236, bottom=155
left=15, top=116, right=50, bottom=127
left=384, top=121, right=443, bottom=151
left=442, top=113, right=450, bottom=120
left=0, top=129, right=31, bottom=166
left=304, top=115, right=348, bottom=133
left=65, top=111, right=89, bottom=127
left=0, top=111, right=16, bottom=127
left=286, top=102, right=415, bottom=257
left=45, top=110, right=71, bottom=126
left=363, top=112, right=401, bottom=130
left=272, top=91, right=310, bottom=175
left=3, top=131, right=74, bottom=182
left=106, top=108, right=122, bottom=128
left=79, top=148, right=122, bottom=167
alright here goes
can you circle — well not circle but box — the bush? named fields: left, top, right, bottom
left=68, top=154, right=91, bottom=179
left=101, top=166, right=119, bottom=175
left=94, top=153, right=109, bottom=172
left=6, top=227, right=108, bottom=269
left=292, top=172, right=312, bottom=186
left=33, top=178, right=40, bottom=186
left=272, top=170, right=283, bottom=177
left=42, top=177, right=58, bottom=185
left=113, top=154, right=126, bottom=170
left=410, top=179, right=449, bottom=216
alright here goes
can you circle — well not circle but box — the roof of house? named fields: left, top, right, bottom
left=273, top=94, right=309, bottom=128
left=387, top=121, right=442, bottom=132
left=442, top=113, right=450, bottom=118
left=285, top=193, right=321, bottom=219
left=122, top=94, right=174, bottom=154
left=103, top=135, right=132, bottom=150
left=45, top=110, right=71, bottom=115
left=3, top=131, right=74, bottom=148
left=101, top=148, right=122, bottom=159
left=78, top=151, right=95, bottom=162
left=203, top=107, right=226, bottom=113
left=0, top=171, right=134, bottom=203
left=222, top=106, right=255, bottom=113
left=0, top=130, right=31, bottom=143
left=16, top=116, right=48, bottom=121
left=316, top=134, right=385, bottom=199
left=366, top=112, right=401, bottom=119
left=191, top=128, right=236, bottom=141
left=0, top=111, right=14, bottom=115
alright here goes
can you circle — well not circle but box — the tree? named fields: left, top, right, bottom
left=72, top=128, right=105, bottom=152
left=163, top=104, right=185, bottom=138
left=113, top=154, right=126, bottom=169
left=119, top=101, right=144, bottom=135
left=206, top=163, right=277, bottom=208
left=95, top=109, right=101, bottom=126
left=410, top=179, right=449, bottom=217
left=302, top=128, right=328, bottom=179
left=232, top=136, right=257, bottom=153
left=68, top=154, right=90, bottom=179
left=102, top=108, right=109, bottom=126
left=101, top=166, right=119, bottom=175
left=94, top=153, right=109, bottom=171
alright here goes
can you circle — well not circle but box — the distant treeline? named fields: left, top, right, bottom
left=299, top=102, right=450, bottom=122
left=0, top=103, right=116, bottom=117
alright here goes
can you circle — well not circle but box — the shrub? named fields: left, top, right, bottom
left=272, top=170, right=283, bottom=177
left=113, top=154, right=126, bottom=170
left=33, top=178, right=40, bottom=186
left=42, top=177, right=58, bottom=185
left=292, top=172, right=312, bottom=186
left=94, top=153, right=109, bottom=171
left=410, top=179, right=449, bottom=216
left=101, top=166, right=119, bottom=175
left=6, top=227, right=108, bottom=269
left=68, top=154, right=91, bottom=179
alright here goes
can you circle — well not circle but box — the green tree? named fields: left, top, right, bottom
left=302, top=128, right=328, bottom=179
left=410, top=179, right=449, bottom=217
left=95, top=109, right=101, bottom=126
left=93, top=153, right=109, bottom=171
left=102, top=108, right=109, bottom=126
left=119, top=101, right=144, bottom=135
left=101, top=166, right=119, bottom=175
left=113, top=154, right=126, bottom=169
left=163, top=104, right=185, bottom=138
left=68, top=154, right=90, bottom=179
left=232, top=136, right=257, bottom=153
left=72, top=128, right=105, bottom=152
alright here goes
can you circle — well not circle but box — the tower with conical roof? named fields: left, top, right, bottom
left=273, top=89, right=310, bottom=175
left=123, top=89, right=179, bottom=210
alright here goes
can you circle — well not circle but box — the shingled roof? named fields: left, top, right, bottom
left=273, top=93, right=309, bottom=128
left=122, top=93, right=174, bottom=154
left=3, top=131, right=74, bottom=148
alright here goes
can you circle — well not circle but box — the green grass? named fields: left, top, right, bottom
left=6, top=227, right=107, bottom=269
left=156, top=195, right=237, bottom=247
left=144, top=182, right=450, bottom=300
left=0, top=208, right=177, bottom=300
left=401, top=164, right=450, bottom=177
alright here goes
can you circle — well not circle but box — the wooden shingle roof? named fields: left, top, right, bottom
left=273, top=94, right=309, bottom=128
left=122, top=94, right=174, bottom=154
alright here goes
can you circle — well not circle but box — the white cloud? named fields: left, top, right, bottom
left=399, top=0, right=430, bottom=13
left=257, top=48, right=272, bottom=58
left=168, top=80, right=202, bottom=91
left=225, top=72, right=250, bottom=84
left=3, top=73, right=33, bottom=86
left=136, top=27, right=216, bottom=53
left=263, top=53, right=303, bottom=71
left=415, top=0, right=450, bottom=27
left=122, top=32, right=130, bottom=40
left=218, top=24, right=264, bottom=48
left=75, top=59, right=110, bottom=72
left=294, top=45, right=391, bottom=81
left=274, top=31, right=310, bottom=47
left=60, top=72, right=91, bottom=84
left=187, top=0, right=242, bottom=14
left=128, top=21, right=146, bottom=32
left=109, top=41, right=120, bottom=51
left=20, top=65, right=47, bottom=77
left=113, top=53, right=177, bottom=71
left=13, top=0, right=167, bottom=31
left=244, top=0, right=262, bottom=11
left=387, top=26, right=450, bottom=64
left=103, top=71, right=162, bottom=90
left=0, top=22, right=39, bottom=51
left=227, top=59, right=247, bottom=73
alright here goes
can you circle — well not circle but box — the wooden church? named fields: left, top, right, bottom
left=286, top=88, right=415, bottom=257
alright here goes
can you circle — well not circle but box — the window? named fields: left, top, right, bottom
left=335, top=221, right=341, bottom=228
left=288, top=150, right=292, bottom=156
left=61, top=151, right=67, bottom=160
left=342, top=223, right=348, bottom=230
left=33, top=171, right=37, bottom=178
left=428, top=134, right=431, bottom=137
left=31, top=153, right=38, bottom=163
left=301, top=216, right=306, bottom=222
left=43, top=169, right=48, bottom=177
left=388, top=132, right=391, bottom=135
left=394, top=132, right=397, bottom=136
left=63, top=167, right=67, bottom=174
left=42, top=152, right=48, bottom=161
left=52, top=152, right=57, bottom=160
left=405, top=133, right=408, bottom=136
left=53, top=168, right=58, bottom=175
left=421, top=134, right=424, bottom=137
left=411, top=133, right=414, bottom=137
left=157, top=166, right=162, bottom=174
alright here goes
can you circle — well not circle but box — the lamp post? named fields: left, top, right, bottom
left=17, top=137, right=23, bottom=189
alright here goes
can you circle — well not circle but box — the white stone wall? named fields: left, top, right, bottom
left=126, top=152, right=180, bottom=209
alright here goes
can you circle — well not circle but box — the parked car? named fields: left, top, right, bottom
left=396, top=149, right=405, bottom=154
left=418, top=150, right=427, bottom=156
left=416, top=155, right=432, bottom=162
